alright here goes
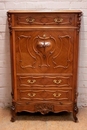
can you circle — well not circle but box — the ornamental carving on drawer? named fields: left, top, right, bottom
left=35, top=103, right=54, bottom=114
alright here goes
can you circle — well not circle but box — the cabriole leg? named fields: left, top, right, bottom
left=11, top=102, right=16, bottom=122
left=73, top=103, right=78, bottom=122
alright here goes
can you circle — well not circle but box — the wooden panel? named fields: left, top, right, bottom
left=15, top=30, right=74, bottom=73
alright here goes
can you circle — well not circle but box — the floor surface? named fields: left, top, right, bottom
left=0, top=107, right=87, bottom=130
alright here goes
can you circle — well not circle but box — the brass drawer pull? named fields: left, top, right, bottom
left=54, top=18, right=63, bottom=23
left=53, top=79, right=62, bottom=84
left=26, top=18, right=35, bottom=23
left=28, top=93, right=36, bottom=97
left=27, top=79, right=36, bottom=84
left=53, top=93, right=61, bottom=97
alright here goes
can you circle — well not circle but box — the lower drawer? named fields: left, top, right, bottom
left=17, top=89, right=72, bottom=102
left=16, top=101, right=73, bottom=114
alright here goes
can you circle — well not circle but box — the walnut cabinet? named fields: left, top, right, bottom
left=7, top=10, right=82, bottom=122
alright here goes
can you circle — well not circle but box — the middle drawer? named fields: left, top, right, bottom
left=17, top=75, right=72, bottom=87
left=17, top=89, right=72, bottom=102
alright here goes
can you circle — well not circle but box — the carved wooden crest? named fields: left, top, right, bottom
left=35, top=103, right=54, bottom=114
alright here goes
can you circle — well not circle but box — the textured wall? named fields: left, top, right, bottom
left=0, top=0, right=87, bottom=107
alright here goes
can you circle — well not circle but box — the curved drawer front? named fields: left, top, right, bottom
left=13, top=13, right=75, bottom=27
left=16, top=101, right=73, bottom=113
left=17, top=75, right=72, bottom=87
left=17, top=89, right=72, bottom=101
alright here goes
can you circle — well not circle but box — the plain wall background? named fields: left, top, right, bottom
left=0, top=0, right=87, bottom=107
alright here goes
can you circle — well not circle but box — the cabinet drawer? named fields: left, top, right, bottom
left=16, top=102, right=73, bottom=113
left=17, top=75, right=72, bottom=87
left=13, top=13, right=75, bottom=27
left=17, top=89, right=72, bottom=101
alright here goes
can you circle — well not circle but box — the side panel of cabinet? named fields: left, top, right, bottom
left=10, top=29, right=17, bottom=101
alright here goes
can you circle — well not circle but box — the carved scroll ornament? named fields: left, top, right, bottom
left=33, top=34, right=56, bottom=67
left=7, top=13, right=12, bottom=34
left=18, top=33, right=72, bottom=70
left=35, top=103, right=54, bottom=114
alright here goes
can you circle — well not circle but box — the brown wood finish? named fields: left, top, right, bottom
left=7, top=10, right=82, bottom=122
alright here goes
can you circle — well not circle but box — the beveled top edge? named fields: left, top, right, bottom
left=7, top=10, right=82, bottom=13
